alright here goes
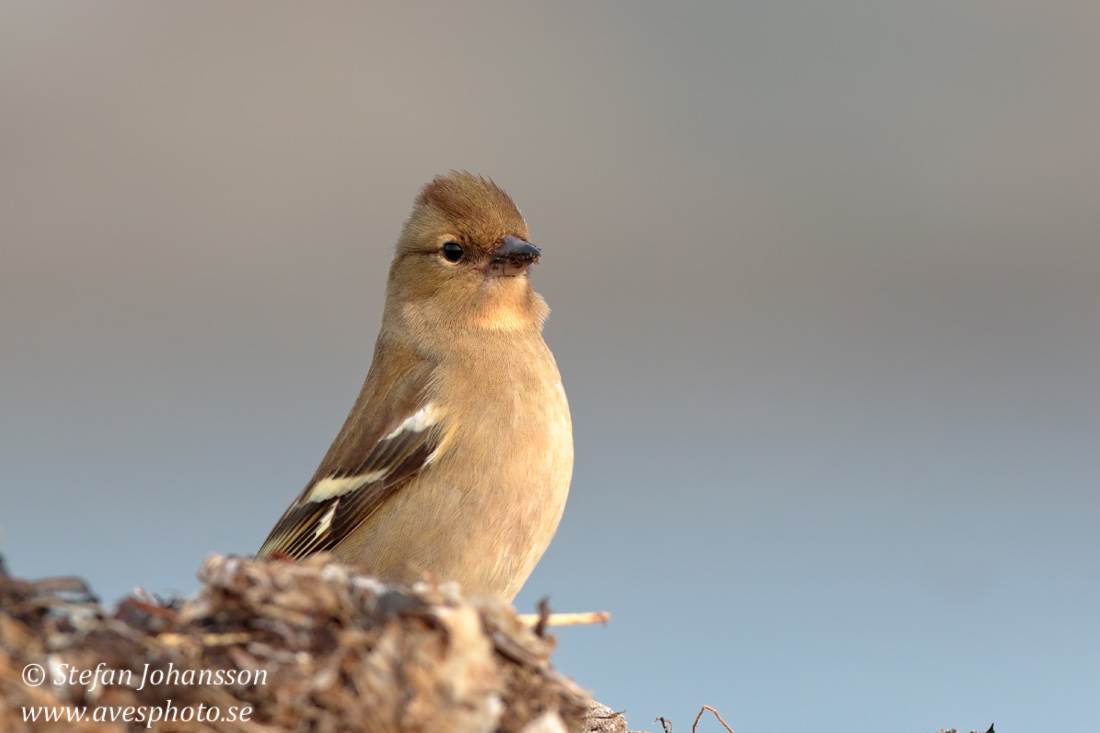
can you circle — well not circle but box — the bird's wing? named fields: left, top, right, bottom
left=256, top=343, right=444, bottom=560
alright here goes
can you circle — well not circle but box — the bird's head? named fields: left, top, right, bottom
left=388, top=172, right=549, bottom=334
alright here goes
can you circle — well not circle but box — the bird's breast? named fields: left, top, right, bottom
left=423, top=335, right=573, bottom=596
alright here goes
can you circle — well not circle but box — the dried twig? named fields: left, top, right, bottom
left=692, top=705, right=735, bottom=733
left=534, top=597, right=552, bottom=638
left=517, top=611, right=610, bottom=626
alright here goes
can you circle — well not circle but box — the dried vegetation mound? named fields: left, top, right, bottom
left=0, top=554, right=598, bottom=733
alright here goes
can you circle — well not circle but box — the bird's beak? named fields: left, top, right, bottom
left=487, top=236, right=541, bottom=277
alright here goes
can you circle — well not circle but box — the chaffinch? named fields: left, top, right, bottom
left=256, top=172, right=572, bottom=602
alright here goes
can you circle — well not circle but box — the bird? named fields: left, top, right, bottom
left=256, top=171, right=573, bottom=602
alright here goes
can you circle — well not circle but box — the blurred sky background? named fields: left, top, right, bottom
left=1, top=3, right=1097, bottom=731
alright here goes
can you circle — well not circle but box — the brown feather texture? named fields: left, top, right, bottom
left=257, top=172, right=573, bottom=602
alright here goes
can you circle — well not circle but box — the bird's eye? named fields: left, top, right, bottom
left=441, top=242, right=464, bottom=263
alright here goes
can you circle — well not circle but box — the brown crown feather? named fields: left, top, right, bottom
left=408, top=171, right=530, bottom=251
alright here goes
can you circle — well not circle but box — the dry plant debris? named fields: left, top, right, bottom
left=691, top=706, right=734, bottom=733
left=0, top=553, right=595, bottom=733
left=645, top=708, right=993, bottom=733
